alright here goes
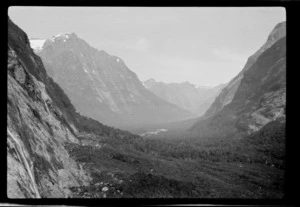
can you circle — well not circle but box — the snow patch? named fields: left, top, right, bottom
left=82, top=65, right=89, bottom=73
left=49, top=33, right=72, bottom=42
left=142, top=82, right=147, bottom=88
left=30, top=39, right=46, bottom=52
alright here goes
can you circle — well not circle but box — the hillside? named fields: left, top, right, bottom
left=30, top=34, right=193, bottom=129
left=7, top=16, right=141, bottom=198
left=143, top=79, right=225, bottom=116
left=7, top=17, right=285, bottom=199
left=190, top=22, right=286, bottom=138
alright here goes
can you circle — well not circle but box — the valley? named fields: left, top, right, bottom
left=64, top=118, right=285, bottom=198
left=7, top=8, right=286, bottom=201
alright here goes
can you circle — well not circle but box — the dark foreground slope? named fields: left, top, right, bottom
left=7, top=17, right=284, bottom=199
left=65, top=117, right=285, bottom=198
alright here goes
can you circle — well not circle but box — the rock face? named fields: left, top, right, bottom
left=7, top=18, right=92, bottom=198
left=195, top=84, right=226, bottom=116
left=203, top=22, right=286, bottom=119
left=8, top=18, right=144, bottom=198
left=190, top=22, right=286, bottom=137
left=143, top=79, right=225, bottom=116
left=31, top=34, right=193, bottom=129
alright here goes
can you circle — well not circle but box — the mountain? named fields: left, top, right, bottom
left=8, top=17, right=90, bottom=198
left=7, top=17, right=143, bottom=198
left=143, top=79, right=226, bottom=116
left=7, top=17, right=286, bottom=199
left=203, top=22, right=286, bottom=119
left=190, top=22, right=286, bottom=137
left=30, top=34, right=193, bottom=129
left=195, top=83, right=226, bottom=116
left=143, top=79, right=202, bottom=114
left=28, top=38, right=46, bottom=53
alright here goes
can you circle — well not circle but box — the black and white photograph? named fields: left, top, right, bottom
left=7, top=6, right=287, bottom=201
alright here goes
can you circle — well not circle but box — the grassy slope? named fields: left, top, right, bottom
left=65, top=119, right=285, bottom=198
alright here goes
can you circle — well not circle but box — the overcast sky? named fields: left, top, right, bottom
left=8, top=7, right=285, bottom=86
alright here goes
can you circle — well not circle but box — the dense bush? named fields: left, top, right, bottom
left=121, top=172, right=207, bottom=198
left=241, top=119, right=285, bottom=168
left=131, top=119, right=285, bottom=168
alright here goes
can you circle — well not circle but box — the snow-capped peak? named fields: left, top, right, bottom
left=49, top=33, right=70, bottom=41
left=29, top=38, right=46, bottom=53
left=48, top=32, right=75, bottom=42
left=29, top=32, right=76, bottom=52
left=145, top=78, right=156, bottom=83
left=143, top=78, right=157, bottom=89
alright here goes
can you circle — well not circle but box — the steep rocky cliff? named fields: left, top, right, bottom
left=7, top=17, right=93, bottom=198
left=190, top=22, right=286, bottom=137
left=203, top=22, right=286, bottom=119
left=30, top=34, right=193, bottom=129
left=7, top=17, right=143, bottom=198
left=195, top=83, right=226, bottom=116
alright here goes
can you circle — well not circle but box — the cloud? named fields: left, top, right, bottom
left=145, top=53, right=247, bottom=85
left=212, top=48, right=247, bottom=63
left=92, top=36, right=151, bottom=55
left=153, top=55, right=216, bottom=83
left=158, top=55, right=206, bottom=70
left=126, top=37, right=151, bottom=52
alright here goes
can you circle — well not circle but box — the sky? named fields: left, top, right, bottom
left=8, top=7, right=285, bottom=86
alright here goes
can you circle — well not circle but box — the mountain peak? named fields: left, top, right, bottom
left=196, top=85, right=213, bottom=89
left=180, top=81, right=193, bottom=85
left=267, top=21, right=286, bottom=43
left=29, top=38, right=46, bottom=52
left=143, top=78, right=157, bottom=88
left=49, top=32, right=77, bottom=40
left=273, top=21, right=286, bottom=30
left=145, top=78, right=156, bottom=82
left=29, top=32, right=78, bottom=52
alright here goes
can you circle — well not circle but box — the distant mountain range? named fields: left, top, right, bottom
left=190, top=21, right=286, bottom=137
left=143, top=78, right=226, bottom=116
left=30, top=34, right=194, bottom=129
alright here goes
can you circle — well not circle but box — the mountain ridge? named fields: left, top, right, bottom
left=32, top=33, right=193, bottom=129
left=7, top=17, right=286, bottom=199
left=8, top=17, right=91, bottom=198
left=143, top=78, right=226, bottom=116
left=190, top=21, right=286, bottom=137
left=203, top=21, right=286, bottom=119
left=8, top=16, right=146, bottom=198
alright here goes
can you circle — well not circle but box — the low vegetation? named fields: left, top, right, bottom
left=64, top=117, right=285, bottom=198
